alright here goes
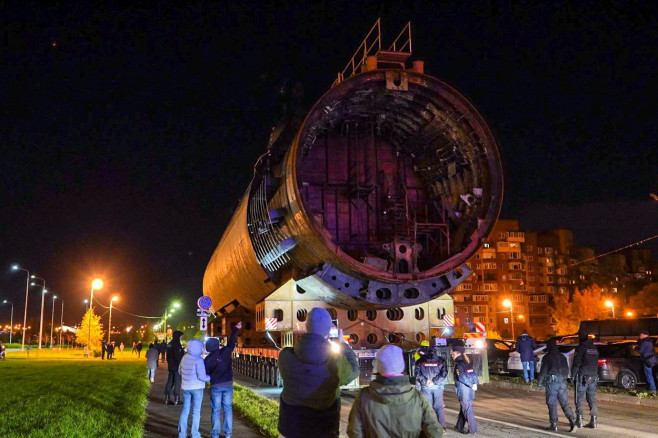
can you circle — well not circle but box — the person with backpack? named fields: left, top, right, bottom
left=450, top=346, right=478, bottom=434
left=537, top=338, right=576, bottom=432
left=278, top=307, right=359, bottom=438
left=516, top=329, right=538, bottom=383
left=571, top=331, right=599, bottom=428
left=204, top=321, right=242, bottom=438
left=415, top=346, right=448, bottom=431
left=177, top=338, right=211, bottom=438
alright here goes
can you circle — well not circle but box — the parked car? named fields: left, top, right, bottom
left=508, top=343, right=577, bottom=376
left=487, top=339, right=515, bottom=374
left=597, top=341, right=658, bottom=390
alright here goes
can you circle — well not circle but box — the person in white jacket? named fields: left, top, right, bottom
left=178, top=338, right=210, bottom=438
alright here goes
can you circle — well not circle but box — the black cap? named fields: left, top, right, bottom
left=452, top=345, right=465, bottom=353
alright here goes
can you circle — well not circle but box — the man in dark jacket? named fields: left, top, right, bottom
left=136, top=341, right=143, bottom=358
left=537, top=338, right=576, bottom=432
left=101, top=340, right=106, bottom=360
left=637, top=330, right=656, bottom=392
left=348, top=344, right=442, bottom=437
left=165, top=330, right=184, bottom=405
left=516, top=330, right=538, bottom=383
left=157, top=340, right=167, bottom=363
left=450, top=346, right=478, bottom=435
left=205, top=321, right=242, bottom=438
left=278, top=308, right=359, bottom=438
left=415, top=346, right=448, bottom=431
left=571, top=331, right=599, bottom=428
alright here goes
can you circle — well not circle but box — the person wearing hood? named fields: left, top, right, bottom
left=146, top=343, right=159, bottom=383
left=277, top=307, right=359, bottom=438
left=516, top=329, right=538, bottom=383
left=415, top=346, right=448, bottom=431
left=205, top=321, right=242, bottom=438
left=571, top=331, right=599, bottom=428
left=178, top=338, right=211, bottom=438
left=165, top=330, right=185, bottom=405
left=537, top=338, right=576, bottom=432
left=348, top=344, right=442, bottom=438
left=451, top=345, right=479, bottom=435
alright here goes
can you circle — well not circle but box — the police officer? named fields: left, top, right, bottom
left=537, top=338, right=576, bottom=432
left=450, top=345, right=478, bottom=434
left=415, top=346, right=448, bottom=431
left=571, top=331, right=599, bottom=428
left=414, top=339, right=430, bottom=362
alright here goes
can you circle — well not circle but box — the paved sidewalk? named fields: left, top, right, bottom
left=144, top=365, right=264, bottom=437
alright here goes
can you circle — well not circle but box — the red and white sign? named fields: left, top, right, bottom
left=464, top=332, right=485, bottom=338
left=443, top=314, right=454, bottom=327
left=265, top=318, right=278, bottom=330
left=475, top=322, right=486, bottom=333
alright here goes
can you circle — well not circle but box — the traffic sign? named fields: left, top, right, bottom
left=196, top=308, right=211, bottom=317
left=475, top=322, right=486, bottom=333
left=197, top=296, right=212, bottom=310
left=199, top=316, right=208, bottom=331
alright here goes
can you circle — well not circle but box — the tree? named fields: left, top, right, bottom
left=75, top=309, right=104, bottom=352
left=551, top=284, right=608, bottom=335
left=628, top=282, right=658, bottom=317
left=142, top=324, right=155, bottom=344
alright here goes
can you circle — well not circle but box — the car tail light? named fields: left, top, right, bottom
left=598, top=359, right=610, bottom=366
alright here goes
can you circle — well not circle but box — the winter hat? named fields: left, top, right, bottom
left=205, top=337, right=220, bottom=352
left=640, top=330, right=649, bottom=336
left=306, top=307, right=332, bottom=337
left=375, top=345, right=405, bottom=375
left=451, top=345, right=465, bottom=354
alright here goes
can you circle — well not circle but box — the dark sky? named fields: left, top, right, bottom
left=2, top=1, right=657, bottom=328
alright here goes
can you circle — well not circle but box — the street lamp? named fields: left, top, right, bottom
left=605, top=300, right=615, bottom=319
left=2, top=300, right=14, bottom=344
left=59, top=299, right=64, bottom=349
left=49, top=295, right=57, bottom=348
left=108, top=296, right=118, bottom=343
left=86, top=278, right=103, bottom=357
left=503, top=299, right=515, bottom=339
left=30, top=276, right=47, bottom=349
left=626, top=311, right=634, bottom=317
left=83, top=299, right=89, bottom=312
left=11, top=265, right=30, bottom=351
left=162, top=302, right=181, bottom=342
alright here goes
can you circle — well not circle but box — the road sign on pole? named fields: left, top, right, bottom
left=199, top=316, right=207, bottom=331
left=196, top=308, right=211, bottom=317
left=197, top=296, right=212, bottom=310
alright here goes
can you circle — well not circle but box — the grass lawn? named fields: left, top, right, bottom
left=0, top=353, right=150, bottom=438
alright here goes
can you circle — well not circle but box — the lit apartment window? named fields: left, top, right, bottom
left=473, top=306, right=483, bottom=313
left=484, top=262, right=497, bottom=269
left=499, top=232, right=508, bottom=239
left=484, top=283, right=497, bottom=291
left=529, top=295, right=547, bottom=303
left=461, top=284, right=473, bottom=290
left=509, top=252, right=520, bottom=259
left=473, top=295, right=489, bottom=302
left=513, top=294, right=524, bottom=302
left=510, top=263, right=522, bottom=270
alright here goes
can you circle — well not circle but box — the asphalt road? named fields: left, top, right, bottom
left=234, top=374, right=658, bottom=437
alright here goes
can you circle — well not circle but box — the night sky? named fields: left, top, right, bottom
left=2, top=1, right=657, bottom=328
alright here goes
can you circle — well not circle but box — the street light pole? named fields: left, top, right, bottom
left=2, top=300, right=14, bottom=344
left=50, top=295, right=57, bottom=348
left=11, top=265, right=30, bottom=351
left=108, top=296, right=118, bottom=343
left=503, top=299, right=515, bottom=339
left=605, top=300, right=615, bottom=319
left=86, top=279, right=103, bottom=358
left=59, top=299, right=64, bottom=349
left=30, top=276, right=47, bottom=349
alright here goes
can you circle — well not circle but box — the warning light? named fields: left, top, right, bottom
left=52, top=42, right=57, bottom=47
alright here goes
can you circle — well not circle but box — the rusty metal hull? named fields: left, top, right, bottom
left=204, top=68, right=502, bottom=314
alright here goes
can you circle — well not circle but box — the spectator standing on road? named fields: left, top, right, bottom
left=136, top=341, right=143, bottom=358
left=278, top=307, right=359, bottom=438
left=571, top=331, right=599, bottom=428
left=516, top=329, right=537, bottom=383
left=415, top=346, right=448, bottom=431
left=205, top=321, right=242, bottom=438
left=146, top=343, right=159, bottom=383
left=165, top=330, right=185, bottom=405
left=636, top=330, right=657, bottom=393
left=450, top=346, right=479, bottom=435
left=537, top=338, right=576, bottom=432
left=101, top=340, right=107, bottom=360
left=348, top=344, right=442, bottom=438
left=106, top=341, right=115, bottom=360
left=178, top=338, right=210, bottom=438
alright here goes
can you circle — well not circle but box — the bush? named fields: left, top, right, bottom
left=233, top=384, right=280, bottom=438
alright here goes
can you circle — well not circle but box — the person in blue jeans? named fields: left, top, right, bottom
left=516, top=330, right=538, bottom=383
left=637, top=330, right=657, bottom=392
left=178, top=338, right=210, bottom=438
left=205, top=321, right=242, bottom=438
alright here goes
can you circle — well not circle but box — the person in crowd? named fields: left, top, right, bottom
left=178, top=338, right=210, bottom=438
left=636, top=330, right=657, bottom=392
left=146, top=342, right=159, bottom=383
left=414, top=340, right=430, bottom=362
left=106, top=341, right=115, bottom=359
left=157, top=340, right=167, bottom=363
left=516, top=329, right=538, bottom=383
left=205, top=321, right=242, bottom=438
left=165, top=331, right=185, bottom=405
left=571, top=331, right=599, bottom=428
left=101, top=340, right=107, bottom=360
left=537, top=338, right=576, bottom=432
left=278, top=307, right=359, bottom=438
left=0, top=341, right=5, bottom=360
left=119, top=342, right=124, bottom=353
left=136, top=341, right=143, bottom=358
left=415, top=346, right=448, bottom=431
left=450, top=346, right=479, bottom=434
left=132, top=341, right=137, bottom=355
left=347, top=344, right=442, bottom=438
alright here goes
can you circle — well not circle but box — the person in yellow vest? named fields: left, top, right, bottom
left=414, top=340, right=430, bottom=362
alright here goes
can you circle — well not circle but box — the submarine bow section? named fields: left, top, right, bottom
left=204, top=69, right=503, bottom=313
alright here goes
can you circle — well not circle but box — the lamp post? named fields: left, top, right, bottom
left=605, top=300, right=615, bottom=319
left=11, top=265, right=30, bottom=351
left=107, top=296, right=118, bottom=343
left=49, top=295, right=57, bottom=348
left=503, top=299, right=515, bottom=339
left=83, top=299, right=89, bottom=312
left=59, top=299, right=64, bottom=349
left=30, top=276, right=47, bottom=349
left=162, top=302, right=181, bottom=342
left=2, top=300, right=14, bottom=344
left=86, top=279, right=103, bottom=358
